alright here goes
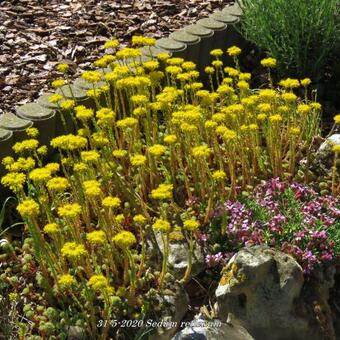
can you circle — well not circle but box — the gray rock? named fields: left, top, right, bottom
left=313, top=134, right=340, bottom=175
left=150, top=282, right=189, bottom=340
left=67, top=326, right=85, bottom=340
left=172, top=315, right=254, bottom=340
left=155, top=232, right=205, bottom=279
left=215, top=245, right=315, bottom=340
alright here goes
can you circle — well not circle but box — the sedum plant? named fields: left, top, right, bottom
left=0, top=36, right=337, bottom=337
left=239, top=0, right=340, bottom=81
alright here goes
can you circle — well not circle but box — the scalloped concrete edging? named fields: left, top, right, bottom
left=0, top=1, right=245, bottom=201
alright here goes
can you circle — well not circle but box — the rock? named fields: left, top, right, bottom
left=67, top=326, right=85, bottom=340
left=150, top=282, right=189, bottom=340
left=313, top=134, right=340, bottom=175
left=215, top=245, right=320, bottom=340
left=155, top=232, right=205, bottom=279
left=172, top=315, right=254, bottom=340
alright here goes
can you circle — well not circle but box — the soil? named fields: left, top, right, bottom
left=0, top=0, right=234, bottom=115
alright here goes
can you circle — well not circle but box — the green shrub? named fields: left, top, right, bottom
left=239, top=0, right=340, bottom=81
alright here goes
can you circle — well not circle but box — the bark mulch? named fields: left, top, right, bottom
left=0, top=0, right=233, bottom=115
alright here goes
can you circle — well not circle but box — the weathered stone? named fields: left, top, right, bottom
left=313, top=134, right=340, bottom=175
left=155, top=232, right=205, bottom=279
left=67, top=326, right=85, bottom=340
left=172, top=315, right=254, bottom=340
left=150, top=282, right=189, bottom=340
left=215, top=245, right=316, bottom=340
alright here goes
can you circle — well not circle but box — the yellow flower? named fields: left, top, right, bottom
left=1, top=172, right=26, bottom=192
left=51, top=134, right=87, bottom=151
left=115, top=214, right=125, bottom=224
left=116, top=47, right=141, bottom=59
left=261, top=57, right=277, bottom=68
left=300, top=78, right=311, bottom=87
left=163, top=134, right=177, bottom=144
left=297, top=104, right=311, bottom=115
left=48, top=94, right=64, bottom=104
left=60, top=100, right=75, bottom=111
left=96, top=108, right=115, bottom=125
left=29, top=168, right=52, bottom=183
left=205, top=120, right=218, bottom=130
left=224, top=67, right=239, bottom=77
left=157, top=52, right=171, bottom=61
left=269, top=114, right=282, bottom=123
left=103, top=39, right=119, bottom=49
left=132, top=35, right=155, bottom=46
left=81, top=70, right=102, bottom=83
left=239, top=73, right=251, bottom=81
left=290, top=127, right=301, bottom=135
left=153, top=219, right=171, bottom=233
left=112, top=149, right=127, bottom=158
left=133, top=214, right=147, bottom=225
left=88, top=275, right=109, bottom=291
left=17, top=199, right=40, bottom=218
left=182, top=61, right=196, bottom=71
left=167, top=57, right=184, bottom=66
left=212, top=170, right=226, bottom=180
left=26, top=127, right=39, bottom=138
left=151, top=183, right=173, bottom=200
left=237, top=80, right=249, bottom=91
left=227, top=46, right=241, bottom=57
left=75, top=105, right=94, bottom=122
left=58, top=203, right=81, bottom=218
left=81, top=150, right=100, bottom=163
left=223, top=129, right=237, bottom=140
left=13, top=139, right=39, bottom=154
left=102, top=196, right=121, bottom=208
left=210, top=49, right=223, bottom=57
left=2, top=156, right=14, bottom=166
left=334, top=114, right=340, bottom=124
left=83, top=180, right=101, bottom=197
left=310, top=102, right=321, bottom=110
left=166, top=66, right=182, bottom=75
left=45, top=163, right=60, bottom=174
left=58, top=274, right=76, bottom=287
left=43, top=223, right=60, bottom=235
left=130, top=154, right=147, bottom=167
left=333, top=145, right=340, bottom=153
left=56, top=63, right=69, bottom=73
left=281, top=92, right=297, bottom=102
left=148, top=144, right=166, bottom=157
left=37, top=146, right=48, bottom=156
left=61, top=242, right=87, bottom=259
left=258, top=89, right=276, bottom=101
left=86, top=230, right=106, bottom=245
left=116, top=117, right=138, bottom=129
left=143, top=60, right=160, bottom=71
left=212, top=60, right=223, bottom=68
left=47, top=177, right=70, bottom=192
left=279, top=78, right=300, bottom=89
left=192, top=145, right=211, bottom=158
left=257, top=103, right=271, bottom=112
left=183, top=219, right=199, bottom=231
left=51, top=79, right=65, bottom=88
left=204, top=66, right=214, bottom=75
left=113, top=231, right=136, bottom=248
left=74, top=162, right=88, bottom=172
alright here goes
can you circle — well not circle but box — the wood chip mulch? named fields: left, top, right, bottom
left=0, top=0, right=233, bottom=114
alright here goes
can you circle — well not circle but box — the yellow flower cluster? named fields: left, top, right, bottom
left=151, top=183, right=173, bottom=200
left=58, top=203, right=81, bottom=218
left=113, top=231, right=136, bottom=248
left=153, top=219, right=171, bottom=233
left=17, top=199, right=40, bottom=218
left=61, top=242, right=88, bottom=259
